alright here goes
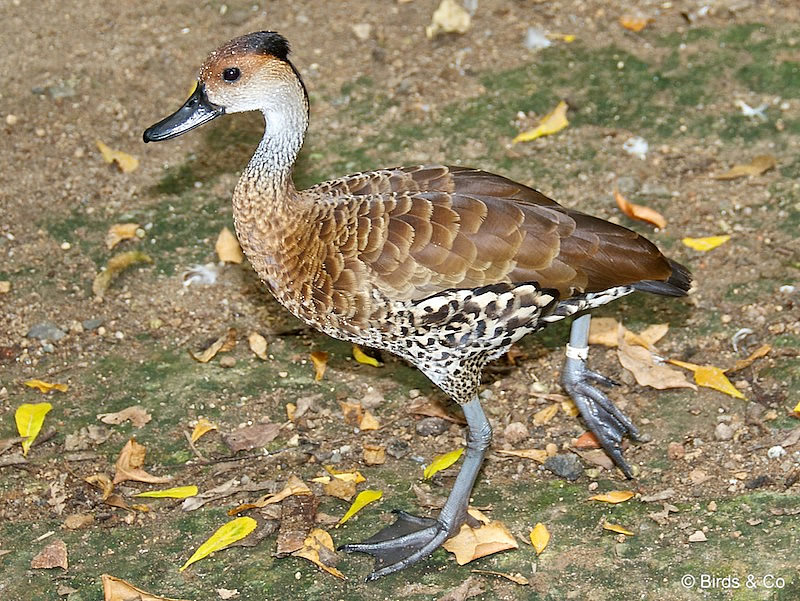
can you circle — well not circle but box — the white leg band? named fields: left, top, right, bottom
left=565, top=343, right=589, bottom=361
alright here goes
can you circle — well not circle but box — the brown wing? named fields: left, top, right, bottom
left=311, top=165, right=674, bottom=301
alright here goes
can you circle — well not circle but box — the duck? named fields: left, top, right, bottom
left=144, top=31, right=691, bottom=581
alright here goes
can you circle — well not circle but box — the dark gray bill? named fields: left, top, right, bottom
left=143, top=83, right=224, bottom=143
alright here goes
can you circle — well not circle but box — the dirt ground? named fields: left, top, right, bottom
left=1, top=1, right=799, bottom=600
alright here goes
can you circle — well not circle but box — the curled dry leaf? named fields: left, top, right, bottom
left=352, top=344, right=382, bottom=367
left=86, top=473, right=114, bottom=500
left=495, top=448, right=548, bottom=463
left=443, top=519, right=519, bottom=565
left=359, top=410, right=380, bottom=431
left=602, top=522, right=634, bottom=536
left=24, top=379, right=68, bottom=393
left=617, top=340, right=696, bottom=390
left=426, top=0, right=471, bottom=38
left=96, top=140, right=139, bottom=173
left=529, top=522, right=550, bottom=555
left=101, top=574, right=192, bottom=601
left=310, top=351, right=329, bottom=381
left=590, top=490, right=635, bottom=504
left=228, top=475, right=311, bottom=514
left=105, top=223, right=141, bottom=250
left=513, top=100, right=569, bottom=143
left=248, top=332, right=268, bottom=360
left=533, top=403, right=559, bottom=425
left=291, top=528, right=344, bottom=579
left=714, top=154, right=776, bottom=180
left=93, top=251, right=153, bottom=299
left=619, top=16, right=653, bottom=32
left=97, top=405, right=151, bottom=428
left=614, top=185, right=666, bottom=229
left=190, top=328, right=237, bottom=363
left=215, top=227, right=243, bottom=264
left=31, top=539, right=68, bottom=570
left=113, top=438, right=171, bottom=485
left=727, top=343, right=771, bottom=373
left=191, top=417, right=218, bottom=442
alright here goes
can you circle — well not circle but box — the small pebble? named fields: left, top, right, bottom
left=544, top=454, right=583, bottom=481
left=82, top=318, right=103, bottom=330
left=219, top=356, right=236, bottom=368
left=60, top=242, right=71, bottom=250
left=415, top=417, right=448, bottom=437
left=386, top=438, right=410, bottom=459
left=545, top=442, right=558, bottom=457
left=26, top=322, right=66, bottom=341
left=745, top=475, right=771, bottom=489
left=767, top=445, right=786, bottom=459
left=707, top=501, right=717, bottom=512
left=41, top=342, right=55, bottom=353
left=503, top=421, right=529, bottom=444
left=667, top=441, right=685, bottom=460
left=688, top=530, right=707, bottom=543
left=5, top=114, right=18, bottom=125
left=714, top=423, right=734, bottom=441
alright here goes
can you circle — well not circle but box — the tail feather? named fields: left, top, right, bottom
left=632, top=259, right=692, bottom=297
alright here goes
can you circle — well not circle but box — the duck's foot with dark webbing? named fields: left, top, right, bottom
left=562, top=313, right=641, bottom=478
left=339, top=397, right=491, bottom=581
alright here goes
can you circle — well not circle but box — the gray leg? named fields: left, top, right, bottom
left=339, top=396, right=491, bottom=581
left=561, top=313, right=640, bottom=478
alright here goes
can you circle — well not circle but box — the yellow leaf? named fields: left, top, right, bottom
left=105, top=223, right=141, bottom=250
left=215, top=227, right=243, bottom=264
left=24, top=379, right=68, bottom=393
left=292, top=529, right=345, bottom=579
left=191, top=418, right=218, bottom=442
left=190, top=328, right=237, bottom=363
left=714, top=154, right=777, bottom=180
left=424, top=447, right=464, bottom=479
left=362, top=444, right=386, bottom=465
left=93, top=251, right=153, bottom=299
left=603, top=522, right=634, bottom=536
left=668, top=359, right=746, bottom=399
left=180, top=516, right=257, bottom=571
left=338, top=489, right=382, bottom=525
left=561, top=399, right=579, bottom=417
left=793, top=400, right=800, bottom=414
left=248, top=332, right=268, bottom=360
left=513, top=100, right=569, bottom=143
left=495, top=448, right=548, bottom=463
left=727, top=343, right=770, bottom=373
left=359, top=410, right=380, bottom=431
left=310, top=351, right=329, bottom=381
left=135, top=485, right=198, bottom=499
left=352, top=345, right=381, bottom=367
left=443, top=520, right=519, bottom=565
left=682, top=235, right=730, bottom=252
left=324, top=466, right=366, bottom=484
left=614, top=185, right=667, bottom=229
left=15, top=402, right=52, bottom=455
left=589, top=490, right=635, bottom=504
left=529, top=523, right=550, bottom=555
left=619, top=16, right=653, bottom=32
left=96, top=140, right=139, bottom=173
left=533, top=403, right=559, bottom=425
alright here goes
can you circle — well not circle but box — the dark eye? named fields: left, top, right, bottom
left=222, top=67, right=241, bottom=82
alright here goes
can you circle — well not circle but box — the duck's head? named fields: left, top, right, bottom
left=143, top=31, right=307, bottom=143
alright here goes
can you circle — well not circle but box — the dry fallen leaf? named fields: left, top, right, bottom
left=310, top=351, right=329, bottom=381
left=222, top=422, right=280, bottom=453
left=102, top=574, right=192, bottom=601
left=338, top=489, right=383, bottom=525
left=339, top=401, right=363, bottom=425
left=590, top=490, right=635, bottom=504
left=93, top=251, right=153, bottom=299
left=529, top=523, right=550, bottom=555
left=190, top=328, right=237, bottom=363
left=97, top=405, right=152, bottom=428
left=191, top=418, right=218, bottom=442
left=30, top=539, right=68, bottom=570
left=727, top=344, right=771, bottom=373
left=359, top=410, right=380, bottom=431
left=471, top=569, right=529, bottom=585
left=682, top=235, right=731, bottom=252
left=180, top=516, right=257, bottom=571
left=248, top=332, right=268, bottom=360
left=668, top=359, right=746, bottom=399
left=426, top=0, right=471, bottom=38
left=362, top=444, right=386, bottom=465
left=352, top=345, right=382, bottom=367
left=105, top=223, right=141, bottom=250
left=15, top=402, right=52, bottom=455
left=215, top=227, right=243, bottom=264
left=409, top=397, right=466, bottom=423
left=323, top=476, right=357, bottom=501
left=443, top=519, right=519, bottom=565
left=113, top=438, right=172, bottom=485
left=603, top=522, right=634, bottom=536
left=96, top=140, right=139, bottom=173
left=619, top=16, right=653, bottom=32
left=291, top=528, right=344, bottom=579
left=574, top=431, right=602, bottom=450
left=533, top=403, right=559, bottom=425
left=617, top=341, right=696, bottom=390
left=513, top=100, right=569, bottom=143
left=86, top=473, right=115, bottom=500
left=614, top=185, right=667, bottom=229
left=714, top=154, right=777, bottom=180
left=24, top=379, right=68, bottom=393
left=135, top=485, right=198, bottom=499
left=495, top=448, right=548, bottom=463
left=276, top=493, right=319, bottom=555
left=228, top=475, right=311, bottom=514
left=424, top=447, right=464, bottom=479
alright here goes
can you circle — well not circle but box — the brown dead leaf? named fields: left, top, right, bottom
left=30, top=539, right=68, bottom=570
left=614, top=185, right=666, bottom=228
left=310, top=351, right=329, bottom=381
left=93, top=251, right=153, bottom=299
left=533, top=403, right=559, bottom=425
left=437, top=576, right=485, bottom=601
left=409, top=397, right=466, bottom=424
left=86, top=473, right=115, bottom=500
left=277, top=493, right=319, bottom=555
left=323, top=476, right=357, bottom=501
left=105, top=223, right=141, bottom=250
left=495, top=448, right=548, bottom=463
left=222, top=422, right=281, bottom=453
left=101, top=574, right=192, bottom=601
left=190, top=418, right=218, bottom=443
left=572, top=449, right=615, bottom=470
left=443, top=519, right=519, bottom=565
left=96, top=140, right=139, bottom=173
left=291, top=528, right=344, bottom=579
left=215, top=227, right=243, bottom=264
left=97, top=405, right=152, bottom=428
left=190, top=328, right=237, bottom=363
left=574, top=431, right=602, bottom=450
left=470, top=569, right=529, bottom=585
left=339, top=401, right=363, bottom=425
left=588, top=317, right=622, bottom=346
left=229, top=475, right=312, bottom=514
left=362, top=444, right=386, bottom=465
left=617, top=340, right=696, bottom=390
left=714, top=154, right=777, bottom=180
left=359, top=410, right=380, bottom=431
left=248, top=332, right=268, bottom=360
left=727, top=344, right=771, bottom=373
left=113, top=438, right=171, bottom=485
